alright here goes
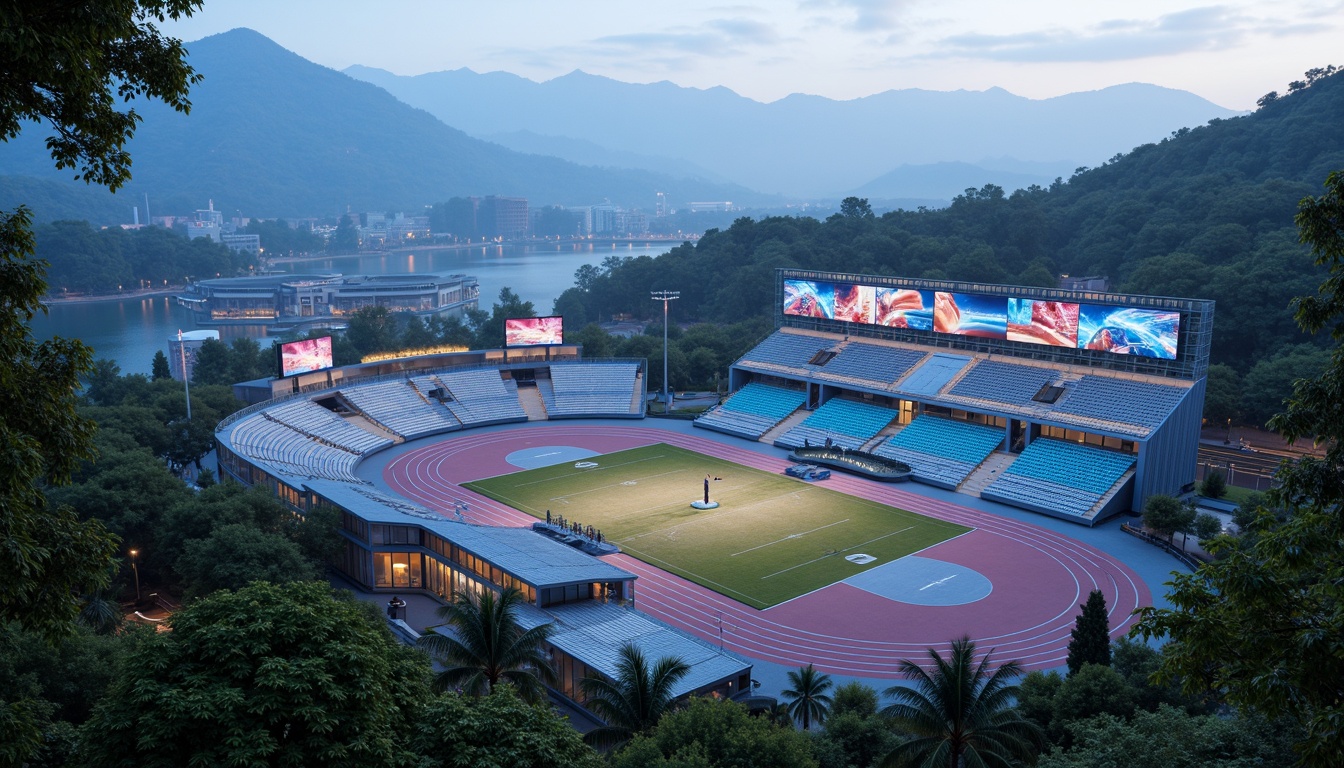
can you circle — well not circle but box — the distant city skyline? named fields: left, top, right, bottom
left=164, top=0, right=1340, bottom=111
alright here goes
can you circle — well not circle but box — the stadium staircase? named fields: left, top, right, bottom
left=1080, top=468, right=1135, bottom=522
left=345, top=413, right=401, bottom=444
left=761, top=409, right=812, bottom=445
left=957, top=452, right=1016, bottom=496
left=516, top=385, right=549, bottom=421
left=862, top=421, right=905, bottom=452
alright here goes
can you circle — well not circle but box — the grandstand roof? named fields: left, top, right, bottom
left=511, top=600, right=751, bottom=698
left=733, top=330, right=1192, bottom=438
left=306, top=481, right=635, bottom=588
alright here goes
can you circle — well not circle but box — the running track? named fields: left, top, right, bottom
left=384, top=425, right=1150, bottom=676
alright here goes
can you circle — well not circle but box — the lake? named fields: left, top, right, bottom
left=31, top=241, right=678, bottom=374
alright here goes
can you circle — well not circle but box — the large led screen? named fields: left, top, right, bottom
left=933, top=292, right=1007, bottom=338
left=833, top=283, right=876, bottom=324
left=506, top=316, right=564, bottom=347
left=1007, top=299, right=1080, bottom=348
left=1077, top=306, right=1180, bottom=359
left=875, top=288, right=933, bottom=330
left=278, top=336, right=333, bottom=377
left=783, top=277, right=1179, bottom=359
left=783, top=279, right=836, bottom=319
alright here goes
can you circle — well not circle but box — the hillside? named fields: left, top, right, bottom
left=552, top=68, right=1344, bottom=405
left=346, top=65, right=1238, bottom=198
left=0, top=29, right=767, bottom=222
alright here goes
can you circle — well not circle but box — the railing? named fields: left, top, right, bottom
left=1120, top=523, right=1200, bottom=571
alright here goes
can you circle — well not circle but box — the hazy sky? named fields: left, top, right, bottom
left=163, top=0, right=1341, bottom=110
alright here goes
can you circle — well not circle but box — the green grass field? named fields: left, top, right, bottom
left=464, top=444, right=970, bottom=609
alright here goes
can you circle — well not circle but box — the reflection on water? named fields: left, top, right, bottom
left=32, top=242, right=675, bottom=374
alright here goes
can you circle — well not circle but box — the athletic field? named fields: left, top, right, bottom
left=464, top=444, right=970, bottom=608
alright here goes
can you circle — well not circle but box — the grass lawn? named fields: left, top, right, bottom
left=464, top=444, right=970, bottom=609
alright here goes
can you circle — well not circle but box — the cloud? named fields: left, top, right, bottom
left=924, top=5, right=1328, bottom=63
left=801, top=0, right=913, bottom=31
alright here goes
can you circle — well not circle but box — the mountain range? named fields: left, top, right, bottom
left=0, top=28, right=1240, bottom=223
left=345, top=65, right=1239, bottom=198
left=0, top=28, right=763, bottom=222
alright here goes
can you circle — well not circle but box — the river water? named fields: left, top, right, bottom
left=31, top=241, right=677, bottom=374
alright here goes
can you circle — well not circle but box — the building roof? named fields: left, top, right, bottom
left=305, top=481, right=635, bottom=588
left=512, top=600, right=751, bottom=698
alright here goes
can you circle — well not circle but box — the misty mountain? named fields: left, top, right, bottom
left=482, top=130, right=734, bottom=185
left=0, top=29, right=768, bottom=224
left=344, top=65, right=1239, bottom=198
left=853, top=161, right=1068, bottom=202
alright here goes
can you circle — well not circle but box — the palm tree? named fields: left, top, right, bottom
left=416, top=586, right=555, bottom=703
left=880, top=637, right=1045, bottom=768
left=782, top=663, right=833, bottom=730
left=579, top=642, right=690, bottom=750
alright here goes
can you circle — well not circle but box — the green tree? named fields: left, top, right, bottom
left=345, top=305, right=399, bottom=357
left=1198, top=470, right=1227, bottom=499
left=841, top=197, right=875, bottom=219
left=1133, top=170, right=1344, bottom=765
left=613, top=696, right=818, bottom=768
left=880, top=637, right=1045, bottom=768
left=190, top=336, right=233, bottom=385
left=1066, top=590, right=1111, bottom=675
left=1049, top=664, right=1137, bottom=744
left=1141, top=494, right=1194, bottom=547
left=174, top=523, right=318, bottom=600
left=829, top=680, right=880, bottom=719
left=812, top=709, right=901, bottom=768
left=410, top=685, right=603, bottom=768
left=80, top=581, right=429, bottom=768
left=1201, top=364, right=1242, bottom=425
left=1240, top=343, right=1331, bottom=428
left=417, top=586, right=555, bottom=703
left=782, top=663, right=834, bottom=731
left=579, top=642, right=690, bottom=750
left=1038, top=705, right=1303, bottom=768
left=328, top=213, right=360, bottom=253
left=150, top=350, right=171, bottom=380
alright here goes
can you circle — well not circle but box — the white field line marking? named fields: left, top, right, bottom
left=730, top=520, right=852, bottom=557
left=760, top=526, right=915, bottom=580
left=919, top=574, right=958, bottom=591
left=618, top=543, right=768, bottom=608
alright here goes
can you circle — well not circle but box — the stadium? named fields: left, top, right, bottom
left=214, top=268, right=1210, bottom=716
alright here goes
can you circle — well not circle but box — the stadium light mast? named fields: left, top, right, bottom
left=651, top=290, right=679, bottom=411
left=178, top=329, right=191, bottom=421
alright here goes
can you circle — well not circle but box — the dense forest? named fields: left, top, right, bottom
left=34, top=220, right=257, bottom=294
left=549, top=67, right=1344, bottom=428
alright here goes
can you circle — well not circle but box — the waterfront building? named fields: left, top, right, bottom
left=177, top=271, right=479, bottom=326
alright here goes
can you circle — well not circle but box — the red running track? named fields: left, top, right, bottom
left=383, top=425, right=1150, bottom=676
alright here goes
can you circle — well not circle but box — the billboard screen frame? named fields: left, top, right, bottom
left=277, top=335, right=334, bottom=378
left=505, top=315, right=565, bottom=347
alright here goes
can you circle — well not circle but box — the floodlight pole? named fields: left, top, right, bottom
left=179, top=329, right=191, bottom=420
left=651, top=290, right=679, bottom=411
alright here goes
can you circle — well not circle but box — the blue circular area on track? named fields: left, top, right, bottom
left=505, top=446, right=601, bottom=470
left=843, top=556, right=993, bottom=606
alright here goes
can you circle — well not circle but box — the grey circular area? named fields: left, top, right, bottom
left=843, top=556, right=993, bottom=606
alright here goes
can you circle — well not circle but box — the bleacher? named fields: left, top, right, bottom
left=948, top=360, right=1058, bottom=405
left=229, top=416, right=363, bottom=483
left=737, top=332, right=838, bottom=371
left=339, top=379, right=461, bottom=440
left=776, top=398, right=899, bottom=450
left=982, top=438, right=1136, bottom=517
left=873, top=416, right=1004, bottom=488
left=549, top=363, right=640, bottom=417
left=1055, top=376, right=1187, bottom=429
left=265, top=399, right=393, bottom=455
left=815, top=343, right=926, bottom=388
left=694, top=382, right=806, bottom=440
left=437, top=369, right=528, bottom=426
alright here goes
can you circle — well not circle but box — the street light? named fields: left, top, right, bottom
left=651, top=290, right=679, bottom=411
left=129, top=549, right=141, bottom=604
